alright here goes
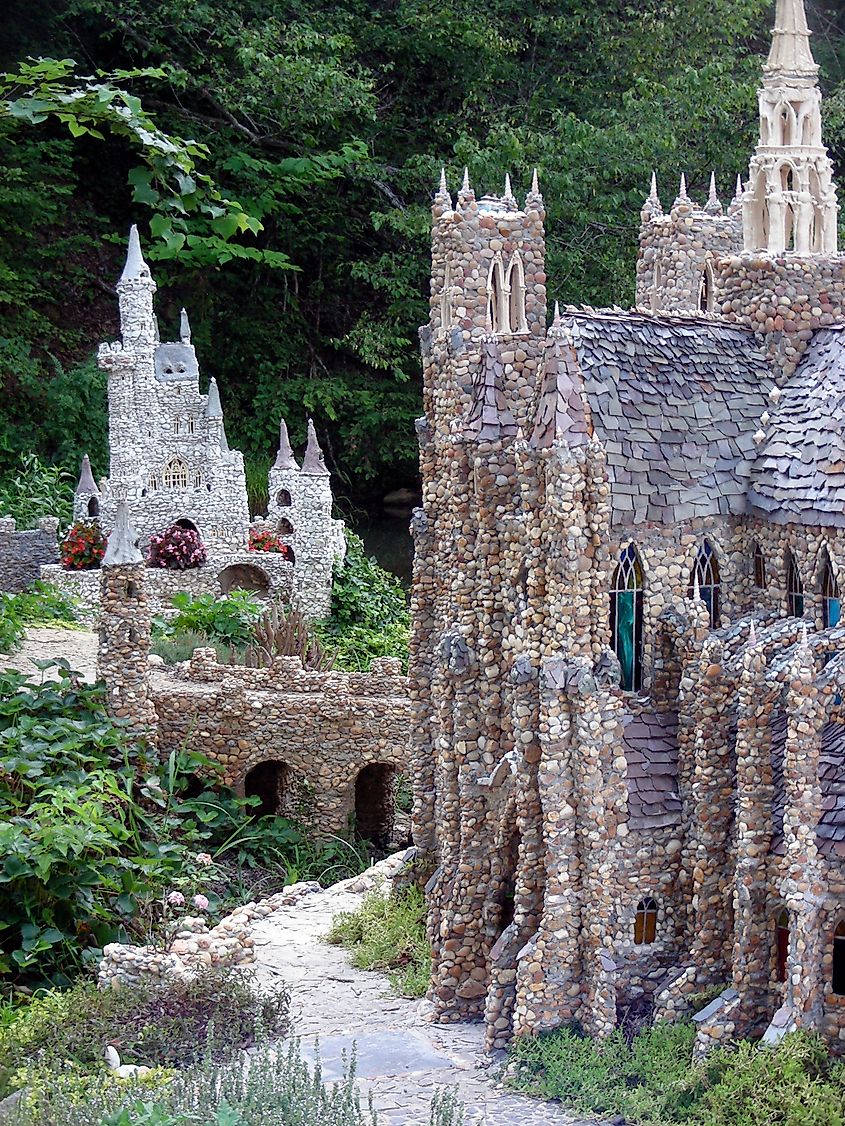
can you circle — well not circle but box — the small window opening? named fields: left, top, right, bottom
left=833, top=921, right=845, bottom=995
left=634, top=897, right=658, bottom=945
left=689, top=540, right=721, bottom=628
left=87, top=496, right=100, bottom=518
left=776, top=908, right=789, bottom=983
left=278, top=518, right=294, bottom=536
left=822, top=552, right=840, bottom=628
left=487, top=258, right=505, bottom=334
left=276, top=489, right=292, bottom=508
left=440, top=262, right=451, bottom=331
left=698, top=261, right=715, bottom=314
left=126, top=580, right=138, bottom=599
left=611, top=544, right=644, bottom=692
left=787, top=551, right=804, bottom=617
left=506, top=253, right=528, bottom=333
left=754, top=543, right=767, bottom=589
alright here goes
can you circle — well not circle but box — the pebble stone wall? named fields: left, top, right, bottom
left=0, top=517, right=58, bottom=593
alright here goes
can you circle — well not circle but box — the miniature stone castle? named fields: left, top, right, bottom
left=410, top=0, right=845, bottom=1056
left=64, top=228, right=345, bottom=618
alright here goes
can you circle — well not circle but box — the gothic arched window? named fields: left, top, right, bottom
left=162, top=459, right=189, bottom=489
left=440, top=261, right=451, bottom=332
left=506, top=253, right=528, bottom=334
left=833, top=921, right=845, bottom=996
left=786, top=551, right=804, bottom=617
left=690, top=540, right=721, bottom=628
left=698, top=260, right=715, bottom=314
left=821, top=551, right=841, bottom=628
left=487, top=257, right=506, bottom=334
left=753, top=543, right=767, bottom=589
left=611, top=544, right=644, bottom=692
left=634, top=897, right=658, bottom=945
left=776, top=908, right=789, bottom=983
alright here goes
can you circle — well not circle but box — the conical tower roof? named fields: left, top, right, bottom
left=204, top=377, right=223, bottom=419
left=273, top=417, right=299, bottom=471
left=75, top=454, right=99, bottom=495
left=766, top=0, right=818, bottom=80
left=301, top=419, right=330, bottom=475
left=120, top=224, right=150, bottom=283
left=102, top=500, right=142, bottom=566
left=462, top=336, right=517, bottom=442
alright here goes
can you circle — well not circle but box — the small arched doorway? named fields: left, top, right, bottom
left=219, top=563, right=271, bottom=597
left=276, top=489, right=292, bottom=508
left=278, top=518, right=294, bottom=536
left=175, top=517, right=199, bottom=533
left=87, top=496, right=100, bottom=518
left=244, top=760, right=293, bottom=818
left=354, top=763, right=396, bottom=847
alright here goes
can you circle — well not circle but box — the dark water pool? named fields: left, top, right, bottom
left=356, top=512, right=414, bottom=586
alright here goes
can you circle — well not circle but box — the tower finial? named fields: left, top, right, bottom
left=650, top=171, right=659, bottom=201
left=205, top=377, right=223, bottom=419
left=120, top=225, right=150, bottom=283
left=704, top=171, right=723, bottom=215
left=273, top=417, right=299, bottom=471
left=439, top=166, right=448, bottom=193
left=531, top=167, right=539, bottom=195
left=503, top=172, right=515, bottom=204
left=75, top=454, right=99, bottom=496
left=301, top=419, right=330, bottom=475
left=458, top=167, right=474, bottom=207
left=179, top=308, right=191, bottom=345
left=102, top=500, right=142, bottom=566
left=766, top=0, right=818, bottom=78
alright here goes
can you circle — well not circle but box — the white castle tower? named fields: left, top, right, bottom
left=742, top=0, right=839, bottom=254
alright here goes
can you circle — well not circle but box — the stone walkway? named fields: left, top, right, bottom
left=251, top=871, right=597, bottom=1126
left=1, top=625, right=99, bottom=681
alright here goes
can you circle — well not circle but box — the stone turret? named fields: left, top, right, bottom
left=743, top=0, right=838, bottom=254
left=73, top=454, right=101, bottom=522
left=97, top=500, right=157, bottom=741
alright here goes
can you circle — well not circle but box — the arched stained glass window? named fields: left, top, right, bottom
left=689, top=540, right=721, bottom=628
left=833, top=921, right=845, bottom=996
left=754, top=543, right=767, bottom=589
left=776, top=908, right=789, bottom=983
left=786, top=551, right=804, bottom=618
left=634, top=897, right=658, bottom=945
left=162, top=459, right=189, bottom=489
left=821, top=551, right=841, bottom=628
left=611, top=544, right=644, bottom=693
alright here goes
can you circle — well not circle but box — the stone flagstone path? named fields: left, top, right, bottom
left=250, top=866, right=598, bottom=1126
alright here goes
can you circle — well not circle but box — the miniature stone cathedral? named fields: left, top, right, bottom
left=411, top=0, right=845, bottom=1057
left=69, top=228, right=345, bottom=618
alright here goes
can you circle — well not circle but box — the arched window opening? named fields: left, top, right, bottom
left=634, top=897, right=658, bottom=945
left=244, top=760, right=293, bottom=819
left=698, top=261, right=715, bottom=314
left=689, top=541, right=721, bottom=628
left=776, top=909, right=789, bottom=983
left=611, top=544, right=644, bottom=692
left=187, top=417, right=195, bottom=435
left=787, top=551, right=804, bottom=617
left=193, top=472, right=203, bottom=488
left=276, top=489, right=292, bottom=508
left=506, top=253, right=528, bottom=333
left=175, top=518, right=199, bottom=534
left=149, top=474, right=159, bottom=492
left=172, top=417, right=182, bottom=435
left=278, top=518, right=294, bottom=536
left=125, top=580, right=138, bottom=599
left=754, top=543, right=767, bottom=589
left=487, top=257, right=505, bottom=334
left=354, top=763, right=397, bottom=848
left=87, top=496, right=100, bottom=518
left=833, top=921, right=845, bottom=995
left=822, top=552, right=841, bottom=628
left=162, top=459, right=189, bottom=489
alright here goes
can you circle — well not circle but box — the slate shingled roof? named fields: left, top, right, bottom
left=623, top=709, right=682, bottom=831
left=749, top=328, right=845, bottom=526
left=564, top=312, right=772, bottom=526
left=770, top=712, right=845, bottom=858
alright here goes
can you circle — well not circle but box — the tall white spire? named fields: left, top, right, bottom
left=766, top=0, right=818, bottom=80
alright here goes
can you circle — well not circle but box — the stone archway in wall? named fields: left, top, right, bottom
left=219, top=563, right=271, bottom=598
left=175, top=517, right=200, bottom=533
left=244, top=760, right=294, bottom=818
left=354, top=763, right=397, bottom=847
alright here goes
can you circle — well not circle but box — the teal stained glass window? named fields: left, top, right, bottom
left=822, top=552, right=841, bottom=628
left=611, top=544, right=644, bottom=692
left=690, top=540, right=721, bottom=628
left=786, top=551, right=804, bottom=618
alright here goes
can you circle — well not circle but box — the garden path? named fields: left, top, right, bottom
left=1, top=625, right=99, bottom=680
left=251, top=865, right=599, bottom=1126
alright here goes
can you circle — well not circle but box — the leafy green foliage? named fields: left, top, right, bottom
left=0, top=581, right=81, bottom=654
left=326, top=885, right=431, bottom=998
left=0, top=453, right=73, bottom=528
left=158, top=590, right=263, bottom=648
left=506, top=1023, right=845, bottom=1125
left=0, top=969, right=289, bottom=1098
left=316, top=530, right=410, bottom=671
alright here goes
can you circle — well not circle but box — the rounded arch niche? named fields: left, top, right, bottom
left=219, top=562, right=271, bottom=598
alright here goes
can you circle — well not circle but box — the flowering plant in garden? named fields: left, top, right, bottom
left=147, top=523, right=207, bottom=570
left=59, top=520, right=107, bottom=570
left=249, top=527, right=293, bottom=560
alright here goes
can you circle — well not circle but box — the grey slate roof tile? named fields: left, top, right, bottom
left=623, top=709, right=682, bottom=831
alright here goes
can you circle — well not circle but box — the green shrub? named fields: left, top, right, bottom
left=0, top=593, right=24, bottom=653
left=159, top=590, right=263, bottom=648
left=0, top=969, right=289, bottom=1098
left=0, top=453, right=73, bottom=529
left=326, top=885, right=431, bottom=998
left=506, top=1023, right=845, bottom=1126
left=0, top=583, right=80, bottom=654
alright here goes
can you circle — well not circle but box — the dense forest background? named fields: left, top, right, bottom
left=1, top=0, right=844, bottom=512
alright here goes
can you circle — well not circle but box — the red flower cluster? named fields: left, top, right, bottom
left=147, top=524, right=207, bottom=571
left=60, top=521, right=107, bottom=570
left=249, top=528, right=293, bottom=560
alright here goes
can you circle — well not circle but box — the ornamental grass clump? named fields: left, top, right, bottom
left=147, top=524, right=207, bottom=570
left=60, top=521, right=107, bottom=570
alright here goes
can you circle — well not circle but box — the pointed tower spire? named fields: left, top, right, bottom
left=530, top=334, right=591, bottom=449
left=525, top=167, right=543, bottom=210
left=458, top=167, right=475, bottom=208
left=502, top=172, right=517, bottom=208
left=434, top=167, right=452, bottom=213
left=766, top=0, right=818, bottom=79
left=120, top=225, right=150, bottom=283
left=102, top=500, right=142, bottom=566
left=205, top=377, right=223, bottom=419
left=704, top=171, right=723, bottom=215
left=273, top=417, right=299, bottom=471
left=674, top=173, right=691, bottom=207
left=75, top=454, right=99, bottom=496
left=548, top=301, right=565, bottom=339
left=439, top=166, right=448, bottom=193
left=462, top=336, right=517, bottom=442
left=642, top=171, right=663, bottom=219
left=301, top=419, right=330, bottom=475
left=749, top=619, right=758, bottom=646
left=650, top=171, right=659, bottom=201
left=180, top=308, right=191, bottom=344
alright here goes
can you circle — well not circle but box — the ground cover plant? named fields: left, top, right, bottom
left=0, top=581, right=82, bottom=654
left=506, top=1021, right=845, bottom=1125
left=326, top=885, right=430, bottom=998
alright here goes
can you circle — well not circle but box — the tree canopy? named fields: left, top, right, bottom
left=0, top=0, right=843, bottom=504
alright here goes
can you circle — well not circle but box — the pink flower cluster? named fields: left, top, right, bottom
left=147, top=524, right=207, bottom=570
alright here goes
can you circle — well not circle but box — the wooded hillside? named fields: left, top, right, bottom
left=1, top=1, right=843, bottom=505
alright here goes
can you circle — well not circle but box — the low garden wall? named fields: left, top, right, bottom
left=0, top=517, right=59, bottom=593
